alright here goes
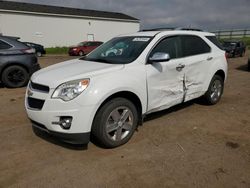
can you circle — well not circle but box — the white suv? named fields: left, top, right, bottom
left=25, top=30, right=228, bottom=148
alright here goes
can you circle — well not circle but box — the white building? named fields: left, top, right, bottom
left=0, top=1, right=140, bottom=47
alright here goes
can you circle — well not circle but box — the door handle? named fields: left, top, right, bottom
left=207, top=57, right=213, bottom=61
left=176, top=64, right=185, bottom=71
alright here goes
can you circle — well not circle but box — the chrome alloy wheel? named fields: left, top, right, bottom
left=210, top=79, right=222, bottom=102
left=105, top=106, right=134, bottom=142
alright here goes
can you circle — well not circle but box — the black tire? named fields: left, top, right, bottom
left=1, top=65, right=29, bottom=88
left=92, top=98, right=138, bottom=148
left=203, top=75, right=224, bottom=105
left=79, top=51, right=84, bottom=56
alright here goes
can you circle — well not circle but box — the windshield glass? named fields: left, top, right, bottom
left=223, top=42, right=236, bottom=47
left=82, top=36, right=153, bottom=64
left=77, top=42, right=86, bottom=47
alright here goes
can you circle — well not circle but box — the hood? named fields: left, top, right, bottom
left=31, top=59, right=124, bottom=88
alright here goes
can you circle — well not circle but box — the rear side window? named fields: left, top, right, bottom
left=150, top=36, right=182, bottom=59
left=181, top=35, right=211, bottom=57
left=87, top=42, right=97, bottom=46
left=0, top=40, right=12, bottom=50
left=206, top=36, right=224, bottom=50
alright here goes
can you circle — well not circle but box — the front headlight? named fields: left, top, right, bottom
left=52, top=79, right=90, bottom=101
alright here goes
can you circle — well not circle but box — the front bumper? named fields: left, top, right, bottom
left=31, top=120, right=90, bottom=144
left=25, top=82, right=98, bottom=145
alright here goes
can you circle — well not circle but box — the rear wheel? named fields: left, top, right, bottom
left=203, top=75, right=224, bottom=105
left=1, top=65, right=29, bottom=88
left=92, top=98, right=138, bottom=148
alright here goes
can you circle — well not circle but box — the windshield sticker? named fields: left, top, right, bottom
left=132, top=38, right=150, bottom=42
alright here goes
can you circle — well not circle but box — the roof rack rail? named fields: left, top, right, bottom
left=140, top=27, right=203, bottom=32
left=140, top=27, right=175, bottom=32
left=175, top=27, right=203, bottom=31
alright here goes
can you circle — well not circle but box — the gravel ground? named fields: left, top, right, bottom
left=0, top=53, right=249, bottom=188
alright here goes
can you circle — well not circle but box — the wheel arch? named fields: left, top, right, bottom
left=214, top=69, right=225, bottom=81
left=203, top=69, right=226, bottom=94
left=93, top=91, right=143, bottom=126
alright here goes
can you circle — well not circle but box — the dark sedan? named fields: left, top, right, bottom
left=23, top=42, right=46, bottom=57
left=222, top=41, right=246, bottom=58
left=0, top=36, right=40, bottom=88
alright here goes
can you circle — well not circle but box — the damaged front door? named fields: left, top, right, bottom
left=146, top=36, right=185, bottom=113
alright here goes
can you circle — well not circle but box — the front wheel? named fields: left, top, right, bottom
left=1, top=65, right=29, bottom=88
left=203, top=75, right=224, bottom=105
left=92, top=98, right=138, bottom=148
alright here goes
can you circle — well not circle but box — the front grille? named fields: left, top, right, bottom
left=28, top=97, right=45, bottom=110
left=30, top=82, right=49, bottom=93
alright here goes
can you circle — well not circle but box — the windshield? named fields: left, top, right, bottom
left=77, top=42, right=86, bottom=47
left=82, top=36, right=153, bottom=64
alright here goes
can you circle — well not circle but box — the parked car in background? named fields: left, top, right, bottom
left=23, top=42, right=46, bottom=57
left=0, top=36, right=40, bottom=88
left=68, top=41, right=103, bottom=56
left=222, top=40, right=246, bottom=58
left=25, top=29, right=227, bottom=148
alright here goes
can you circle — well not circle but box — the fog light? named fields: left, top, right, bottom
left=52, top=116, right=72, bottom=129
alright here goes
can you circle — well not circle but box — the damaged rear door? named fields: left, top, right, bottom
left=180, top=35, right=212, bottom=102
left=146, top=36, right=185, bottom=113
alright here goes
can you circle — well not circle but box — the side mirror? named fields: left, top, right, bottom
left=148, top=52, right=170, bottom=63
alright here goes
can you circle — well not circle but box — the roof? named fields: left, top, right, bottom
left=141, top=27, right=203, bottom=32
left=0, top=1, right=139, bottom=22
left=122, top=30, right=214, bottom=37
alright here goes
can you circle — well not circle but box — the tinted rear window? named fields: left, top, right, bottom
left=0, top=40, right=12, bottom=50
left=181, top=35, right=211, bottom=57
left=206, top=36, right=224, bottom=50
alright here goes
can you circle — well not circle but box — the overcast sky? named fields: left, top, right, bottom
left=5, top=0, right=250, bottom=30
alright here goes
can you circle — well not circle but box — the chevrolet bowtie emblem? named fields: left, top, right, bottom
left=27, top=90, right=33, bottom=97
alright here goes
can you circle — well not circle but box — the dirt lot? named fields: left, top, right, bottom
left=0, top=54, right=250, bottom=188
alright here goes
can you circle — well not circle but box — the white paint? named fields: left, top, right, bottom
left=25, top=30, right=228, bottom=139
left=0, top=12, right=140, bottom=47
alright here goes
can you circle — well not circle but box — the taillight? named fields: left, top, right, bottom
left=21, top=48, right=35, bottom=54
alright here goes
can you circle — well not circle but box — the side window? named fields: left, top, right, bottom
left=85, top=42, right=91, bottom=46
left=206, top=36, right=224, bottom=50
left=182, top=35, right=211, bottom=57
left=150, top=36, right=182, bottom=59
left=0, top=40, right=12, bottom=50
